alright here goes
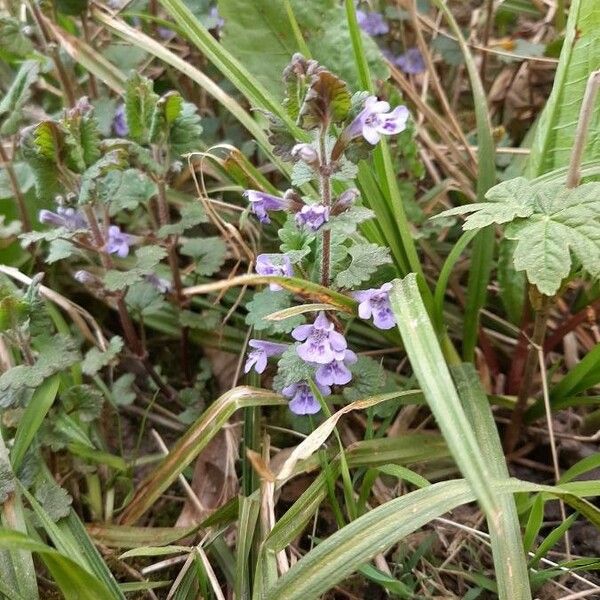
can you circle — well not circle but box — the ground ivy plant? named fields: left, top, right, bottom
left=242, top=54, right=409, bottom=415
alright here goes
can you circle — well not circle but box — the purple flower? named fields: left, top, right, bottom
left=105, top=225, right=132, bottom=258
left=315, top=349, right=357, bottom=387
left=39, top=207, right=86, bottom=230
left=346, top=96, right=409, bottom=145
left=292, top=312, right=347, bottom=365
left=255, top=253, right=293, bottom=290
left=113, top=103, right=128, bottom=137
left=356, top=9, right=389, bottom=36
left=353, top=282, right=396, bottom=330
left=244, top=340, right=288, bottom=374
left=244, top=190, right=289, bottom=224
left=282, top=381, right=331, bottom=415
left=295, top=204, right=329, bottom=232
left=395, top=47, right=426, bottom=74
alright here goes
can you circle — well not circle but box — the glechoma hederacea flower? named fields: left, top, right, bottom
left=105, top=225, right=132, bottom=258
left=346, top=96, right=409, bottom=145
left=39, top=207, right=86, bottom=230
left=315, top=349, right=357, bottom=387
left=283, top=381, right=330, bottom=415
left=244, top=340, right=288, bottom=374
left=353, top=282, right=396, bottom=330
left=244, top=190, right=290, bottom=224
left=292, top=312, right=348, bottom=365
left=295, top=204, right=330, bottom=232
left=356, top=9, right=389, bottom=36
left=255, top=253, right=293, bottom=290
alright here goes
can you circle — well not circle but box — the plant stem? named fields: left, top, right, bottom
left=504, top=291, right=551, bottom=454
left=0, top=143, right=31, bottom=231
left=153, top=146, right=191, bottom=382
left=566, top=70, right=600, bottom=189
left=83, top=205, right=176, bottom=399
left=319, top=127, right=332, bottom=287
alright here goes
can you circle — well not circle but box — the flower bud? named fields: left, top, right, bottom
left=74, top=270, right=96, bottom=285
left=331, top=188, right=360, bottom=215
left=291, top=143, right=319, bottom=165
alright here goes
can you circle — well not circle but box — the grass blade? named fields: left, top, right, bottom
left=11, top=375, right=60, bottom=472
left=432, top=0, right=497, bottom=361
left=119, top=387, right=285, bottom=524
left=452, top=364, right=531, bottom=600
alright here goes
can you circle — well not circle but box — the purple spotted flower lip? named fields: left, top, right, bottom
left=255, top=253, right=293, bottom=290
left=292, top=312, right=347, bottom=365
left=113, top=103, right=128, bottom=137
left=346, top=96, right=409, bottom=145
left=356, top=10, right=389, bottom=36
left=282, top=381, right=331, bottom=415
left=105, top=225, right=132, bottom=258
left=353, top=282, right=396, bottom=330
left=244, top=340, right=288, bottom=374
left=315, top=349, right=357, bottom=387
left=395, top=47, right=426, bottom=74
left=39, top=207, right=86, bottom=230
left=244, top=190, right=289, bottom=224
left=295, top=204, right=330, bottom=232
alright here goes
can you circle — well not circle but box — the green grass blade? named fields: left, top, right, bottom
left=11, top=375, right=60, bottom=472
left=389, top=274, right=497, bottom=515
left=432, top=0, right=497, bottom=361
left=526, top=0, right=600, bottom=176
left=0, top=529, right=116, bottom=600
left=452, top=364, right=531, bottom=600
left=235, top=496, right=260, bottom=600
left=119, top=387, right=285, bottom=524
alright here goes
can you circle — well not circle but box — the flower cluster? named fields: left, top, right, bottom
left=241, top=71, right=407, bottom=416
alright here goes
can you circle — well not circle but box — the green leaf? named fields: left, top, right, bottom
left=300, top=70, right=351, bottom=129
left=150, top=91, right=184, bottom=143
left=99, top=168, right=157, bottom=215
left=334, top=242, right=391, bottom=289
left=60, top=385, right=103, bottom=422
left=169, top=102, right=203, bottom=156
left=278, top=216, right=314, bottom=264
left=0, top=337, right=79, bottom=408
left=0, top=61, right=39, bottom=135
left=46, top=239, right=77, bottom=264
left=0, top=17, right=34, bottom=57
left=505, top=182, right=600, bottom=295
left=125, top=282, right=165, bottom=315
left=103, top=246, right=167, bottom=291
left=342, top=356, right=386, bottom=402
left=272, top=345, right=315, bottom=392
left=124, top=72, right=158, bottom=145
left=81, top=337, right=123, bottom=376
left=180, top=237, right=227, bottom=276
left=158, top=202, right=207, bottom=237
left=217, top=0, right=388, bottom=98
left=525, top=0, right=600, bottom=176
left=111, top=373, right=136, bottom=406
left=62, top=100, right=102, bottom=172
left=34, top=480, right=73, bottom=522
left=245, top=289, right=305, bottom=334
left=11, top=375, right=60, bottom=472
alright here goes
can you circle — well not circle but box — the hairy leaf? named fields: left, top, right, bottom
left=60, top=385, right=103, bottom=422
left=272, top=344, right=315, bottom=391
left=99, top=168, right=157, bottom=215
left=125, top=72, right=158, bottom=145
left=81, top=337, right=124, bottom=376
left=103, top=246, right=167, bottom=291
left=180, top=236, right=227, bottom=276
left=158, top=203, right=207, bottom=237
left=334, top=242, right=391, bottom=289
left=245, top=289, right=305, bottom=334
left=169, top=102, right=203, bottom=156
left=0, top=60, right=38, bottom=135
left=35, top=480, right=73, bottom=522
